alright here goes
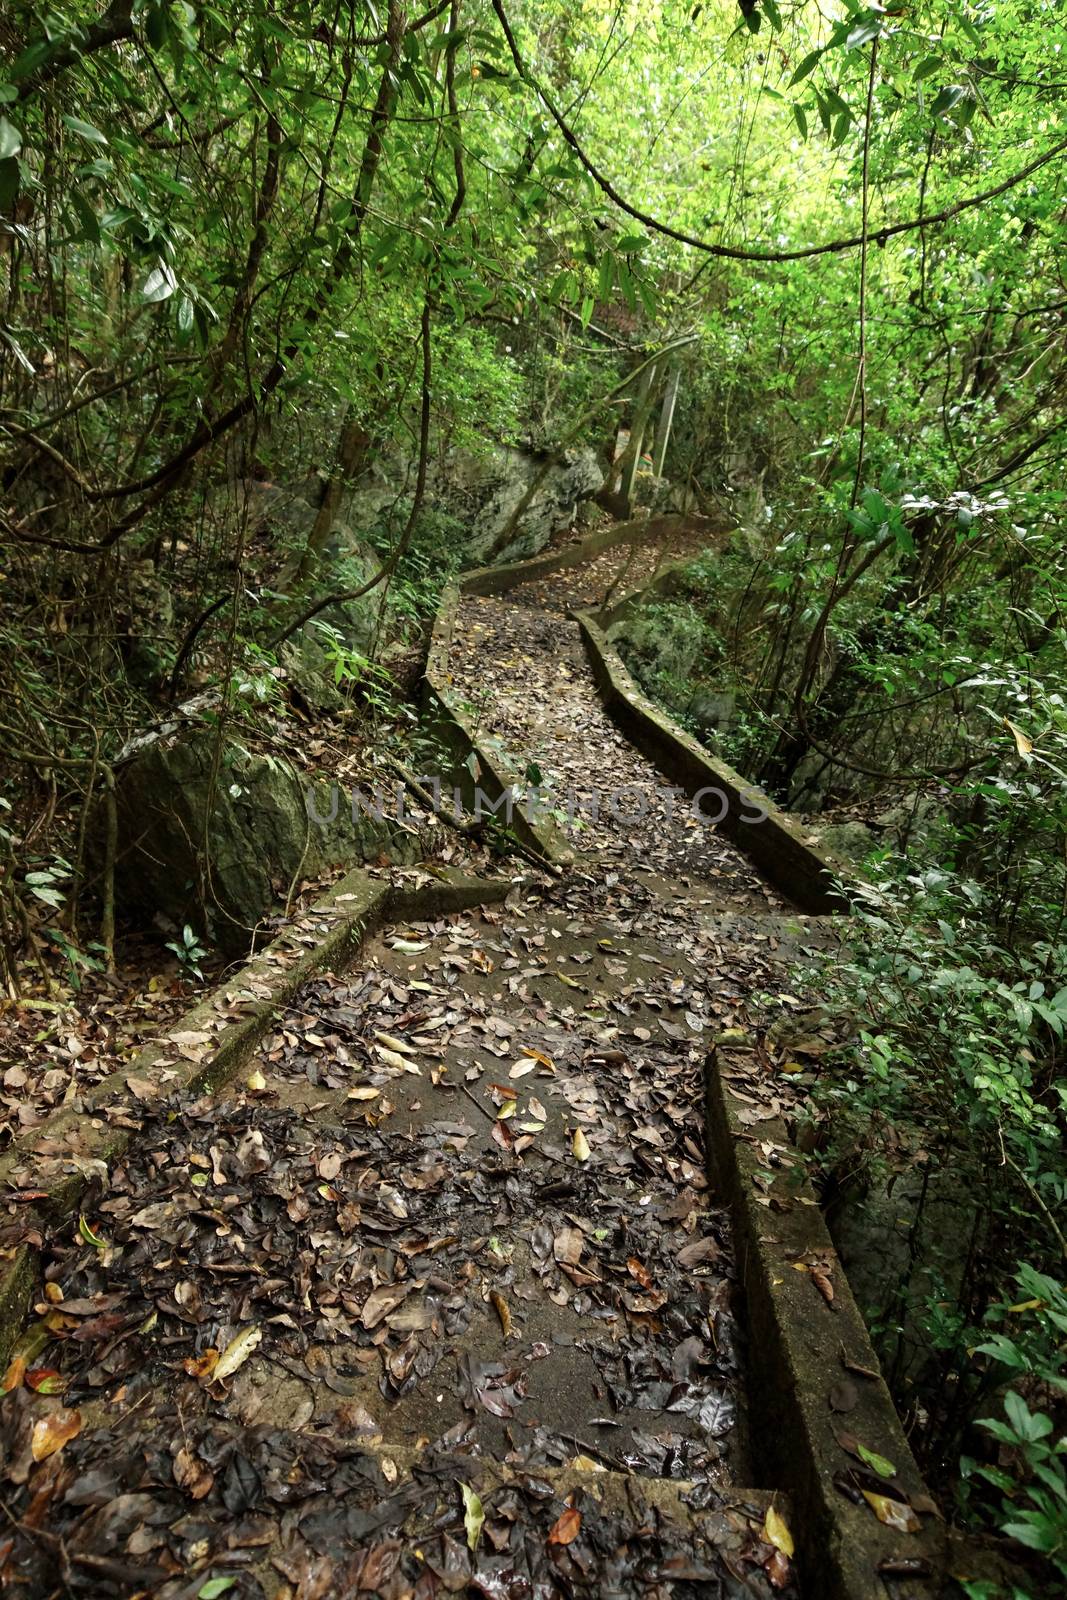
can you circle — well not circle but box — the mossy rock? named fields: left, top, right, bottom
left=112, top=729, right=416, bottom=952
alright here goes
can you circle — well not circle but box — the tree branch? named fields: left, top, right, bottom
left=490, top=0, right=1067, bottom=265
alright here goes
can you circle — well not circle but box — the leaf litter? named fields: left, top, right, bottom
left=0, top=549, right=807, bottom=1596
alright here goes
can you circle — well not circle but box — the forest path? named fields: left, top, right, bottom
left=0, top=540, right=813, bottom=1598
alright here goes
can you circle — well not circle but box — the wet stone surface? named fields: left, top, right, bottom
left=0, top=546, right=808, bottom=1597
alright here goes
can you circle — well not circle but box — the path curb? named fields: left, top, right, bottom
left=705, top=1041, right=1021, bottom=1600
left=574, top=608, right=849, bottom=913
left=424, top=515, right=718, bottom=873
left=0, top=865, right=520, bottom=1367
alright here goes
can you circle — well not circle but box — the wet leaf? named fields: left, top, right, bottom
left=862, top=1491, right=920, bottom=1533
left=460, top=1482, right=484, bottom=1551
left=548, top=1505, right=582, bottom=1546
left=212, top=1325, right=262, bottom=1382
left=763, top=1504, right=794, bottom=1557
left=31, top=1407, right=82, bottom=1461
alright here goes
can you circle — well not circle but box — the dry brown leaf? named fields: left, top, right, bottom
left=173, top=1445, right=214, bottom=1500
left=31, top=1406, right=82, bottom=1462
left=862, top=1491, right=920, bottom=1533
left=547, top=1506, right=582, bottom=1546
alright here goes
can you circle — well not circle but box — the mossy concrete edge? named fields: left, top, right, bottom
left=0, top=865, right=519, bottom=1357
left=459, top=513, right=714, bottom=598
left=574, top=608, right=850, bottom=913
left=705, top=1044, right=1022, bottom=1600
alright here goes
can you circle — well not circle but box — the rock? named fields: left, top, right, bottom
left=111, top=725, right=416, bottom=951
left=808, top=820, right=876, bottom=863
left=875, top=792, right=940, bottom=849
left=461, top=445, right=604, bottom=563
left=687, top=688, right=735, bottom=735
left=829, top=1160, right=974, bottom=1389
left=276, top=546, right=382, bottom=715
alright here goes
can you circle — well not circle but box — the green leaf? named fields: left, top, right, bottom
left=929, top=85, right=967, bottom=119
left=460, top=1482, right=484, bottom=1551
left=62, top=116, right=108, bottom=146
left=69, top=188, right=100, bottom=244
left=198, top=1581, right=236, bottom=1599
left=78, top=1216, right=107, bottom=1250
left=143, top=263, right=177, bottom=303
left=616, top=232, right=645, bottom=254
left=857, top=1442, right=897, bottom=1478
left=792, top=103, right=808, bottom=140
left=0, top=154, right=16, bottom=211
left=0, top=117, right=21, bottom=161
left=846, top=17, right=881, bottom=50
left=912, top=56, right=942, bottom=83
left=145, top=3, right=169, bottom=51
left=789, top=49, right=822, bottom=86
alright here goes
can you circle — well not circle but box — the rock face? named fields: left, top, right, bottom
left=806, top=819, right=876, bottom=864
left=687, top=688, right=736, bottom=739
left=255, top=443, right=604, bottom=572
left=461, top=445, right=604, bottom=563
left=112, top=725, right=416, bottom=952
left=829, top=1163, right=975, bottom=1389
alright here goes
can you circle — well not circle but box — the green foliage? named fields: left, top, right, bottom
left=164, top=923, right=208, bottom=983
left=962, top=1273, right=1067, bottom=1590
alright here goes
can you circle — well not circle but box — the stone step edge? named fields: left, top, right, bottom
left=705, top=1039, right=1025, bottom=1600
left=0, top=865, right=523, bottom=1368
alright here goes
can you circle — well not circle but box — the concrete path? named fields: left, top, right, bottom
left=0, top=544, right=812, bottom=1598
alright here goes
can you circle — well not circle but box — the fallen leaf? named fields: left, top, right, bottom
left=78, top=1215, right=107, bottom=1250
left=25, top=1368, right=65, bottom=1395
left=375, top=1031, right=415, bottom=1054
left=547, top=1506, right=582, bottom=1546
left=31, top=1407, right=82, bottom=1461
left=626, top=1256, right=653, bottom=1290
left=490, top=1290, right=512, bottom=1338
left=763, top=1504, right=794, bottom=1558
left=521, top=1048, right=555, bottom=1071
left=863, top=1491, right=920, bottom=1533
left=857, top=1442, right=898, bottom=1479
left=461, top=1482, right=484, bottom=1551
left=212, top=1325, right=262, bottom=1382
left=184, top=1348, right=219, bottom=1380
left=829, top=1379, right=858, bottom=1413
left=572, top=1127, right=590, bottom=1162
left=174, top=1445, right=214, bottom=1500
